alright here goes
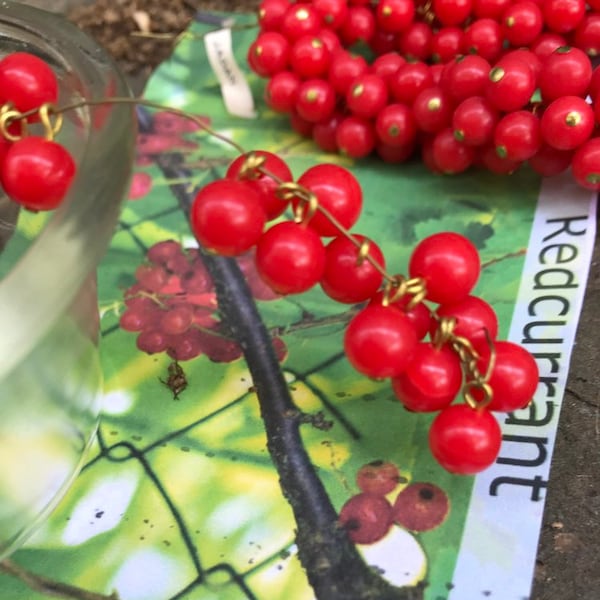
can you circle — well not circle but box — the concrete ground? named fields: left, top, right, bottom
left=20, top=0, right=600, bottom=598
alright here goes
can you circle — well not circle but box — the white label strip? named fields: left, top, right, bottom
left=449, top=172, right=597, bottom=599
left=204, top=27, right=257, bottom=119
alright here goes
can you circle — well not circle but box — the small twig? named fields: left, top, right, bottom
left=0, top=559, right=120, bottom=600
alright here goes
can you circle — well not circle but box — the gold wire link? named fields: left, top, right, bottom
left=380, top=275, right=427, bottom=308
left=447, top=329, right=497, bottom=411
left=238, top=151, right=266, bottom=180
left=37, top=103, right=63, bottom=141
left=403, top=276, right=427, bottom=309
left=276, top=181, right=319, bottom=224
left=356, top=239, right=371, bottom=265
left=463, top=380, right=493, bottom=410
left=0, top=104, right=26, bottom=141
left=381, top=275, right=408, bottom=307
left=432, top=315, right=456, bottom=348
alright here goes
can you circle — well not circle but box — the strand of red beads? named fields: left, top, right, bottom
left=250, top=0, right=600, bottom=189
left=0, top=49, right=539, bottom=476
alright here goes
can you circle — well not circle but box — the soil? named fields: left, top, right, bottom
left=67, top=0, right=259, bottom=76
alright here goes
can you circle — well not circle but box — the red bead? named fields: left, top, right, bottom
left=295, top=78, right=337, bottom=122
left=289, top=35, right=331, bottom=79
left=1, top=136, right=75, bottom=211
left=392, top=343, right=463, bottom=412
left=501, top=1, right=544, bottom=47
left=473, top=0, right=511, bottom=19
left=389, top=61, right=433, bottom=105
left=542, top=0, right=586, bottom=34
left=265, top=70, right=301, bottom=113
left=540, top=95, right=594, bottom=151
left=321, top=234, right=385, bottom=303
left=372, top=52, right=406, bottom=82
left=328, top=51, right=369, bottom=96
left=312, top=111, right=344, bottom=152
left=538, top=46, right=592, bottom=101
left=433, top=0, right=473, bottom=27
left=429, top=404, right=502, bottom=474
left=485, top=57, right=536, bottom=112
left=573, top=15, right=600, bottom=57
left=226, top=150, right=293, bottom=220
left=346, top=74, right=389, bottom=119
left=475, top=340, right=539, bottom=412
left=376, top=0, right=415, bottom=33
left=280, top=4, right=322, bottom=41
left=412, top=86, right=454, bottom=133
left=571, top=137, right=600, bottom=190
left=0, top=52, right=58, bottom=119
left=397, top=22, right=433, bottom=60
left=493, top=110, right=541, bottom=162
left=247, top=31, right=290, bottom=77
left=409, top=232, right=480, bottom=304
left=312, top=0, right=349, bottom=29
left=255, top=221, right=326, bottom=294
left=339, top=5, right=376, bottom=46
left=443, top=54, right=491, bottom=102
left=375, top=103, right=417, bottom=147
left=190, top=179, right=266, bottom=256
left=528, top=143, right=574, bottom=177
left=296, top=163, right=363, bottom=236
left=258, top=0, right=290, bottom=31
left=452, top=96, right=499, bottom=147
left=529, top=32, right=567, bottom=60
left=432, top=127, right=475, bottom=174
left=344, top=304, right=418, bottom=378
left=336, top=115, right=376, bottom=157
left=435, top=295, right=499, bottom=343
left=431, top=26, right=464, bottom=63
left=369, top=291, right=433, bottom=340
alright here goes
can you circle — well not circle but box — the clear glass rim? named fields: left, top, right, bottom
left=0, top=1, right=135, bottom=378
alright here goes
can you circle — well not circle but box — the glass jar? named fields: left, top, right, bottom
left=0, top=1, right=135, bottom=557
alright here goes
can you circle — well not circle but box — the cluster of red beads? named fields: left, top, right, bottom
left=249, top=0, right=600, bottom=189
left=338, top=460, right=449, bottom=544
left=191, top=149, right=540, bottom=475
left=0, top=52, right=76, bottom=211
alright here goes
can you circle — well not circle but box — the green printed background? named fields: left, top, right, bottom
left=0, top=15, right=543, bottom=600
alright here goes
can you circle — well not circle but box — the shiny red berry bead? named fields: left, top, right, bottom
left=190, top=179, right=266, bottom=256
left=429, top=404, right=502, bottom=474
left=1, top=136, right=76, bottom=211
left=409, top=232, right=480, bottom=304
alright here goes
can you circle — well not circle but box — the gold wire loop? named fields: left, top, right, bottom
left=403, top=276, right=427, bottom=308
left=432, top=315, right=456, bottom=348
left=276, top=181, right=319, bottom=224
left=381, top=275, right=408, bottom=306
left=0, top=104, right=26, bottom=141
left=451, top=328, right=497, bottom=410
left=38, top=103, right=63, bottom=141
left=356, top=239, right=370, bottom=265
left=238, top=151, right=266, bottom=180
left=463, top=380, right=493, bottom=410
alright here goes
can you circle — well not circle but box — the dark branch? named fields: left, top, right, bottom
left=151, top=138, right=421, bottom=599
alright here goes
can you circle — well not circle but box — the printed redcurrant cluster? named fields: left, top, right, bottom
left=0, top=50, right=539, bottom=476
left=339, top=460, right=449, bottom=544
left=250, top=0, right=600, bottom=189
left=120, top=240, right=287, bottom=362
left=189, top=149, right=539, bottom=476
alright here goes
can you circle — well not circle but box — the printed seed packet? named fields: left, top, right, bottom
left=1, top=12, right=596, bottom=600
